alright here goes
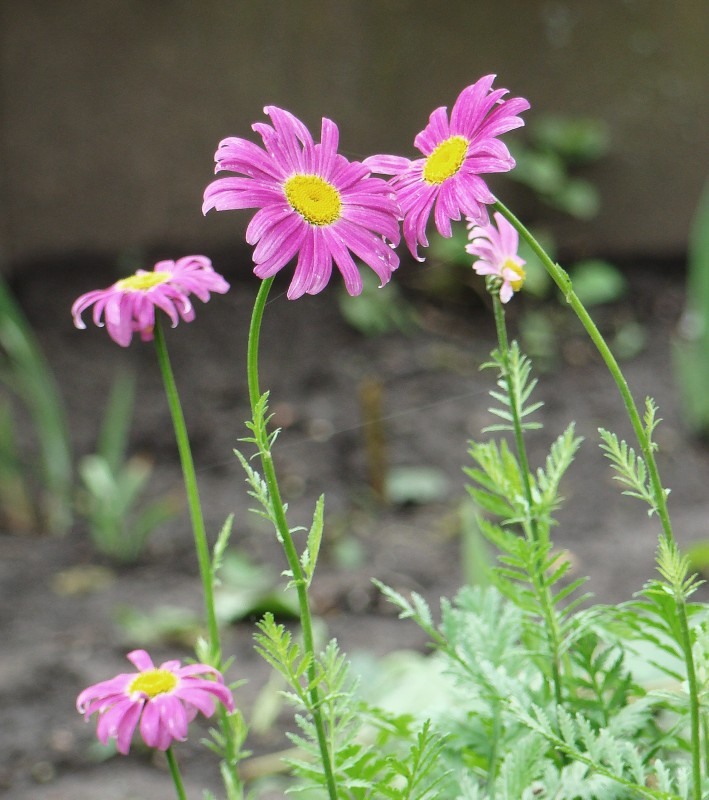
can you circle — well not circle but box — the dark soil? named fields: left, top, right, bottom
left=2, top=255, right=709, bottom=799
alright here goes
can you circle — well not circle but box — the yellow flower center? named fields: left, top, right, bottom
left=504, top=258, right=526, bottom=291
left=128, top=669, right=178, bottom=698
left=115, top=271, right=170, bottom=292
left=284, top=174, right=342, bottom=226
left=423, top=136, right=469, bottom=185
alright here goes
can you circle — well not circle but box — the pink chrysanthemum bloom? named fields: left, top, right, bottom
left=76, top=649, right=235, bottom=755
left=364, top=75, right=530, bottom=260
left=202, top=106, right=401, bottom=299
left=466, top=211, right=526, bottom=303
left=71, top=256, right=229, bottom=347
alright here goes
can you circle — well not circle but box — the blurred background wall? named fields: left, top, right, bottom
left=1, top=0, right=707, bottom=275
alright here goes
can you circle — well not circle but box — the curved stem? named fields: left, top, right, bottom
left=493, top=199, right=675, bottom=545
left=246, top=278, right=338, bottom=800
left=165, top=747, right=188, bottom=800
left=153, top=322, right=221, bottom=666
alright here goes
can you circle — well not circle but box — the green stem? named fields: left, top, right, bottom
left=493, top=199, right=675, bottom=545
left=486, top=699, right=502, bottom=798
left=677, top=597, right=702, bottom=800
left=491, top=294, right=563, bottom=707
left=246, top=278, right=338, bottom=800
left=492, top=296, right=536, bottom=523
left=165, top=747, right=188, bottom=800
left=153, top=322, right=221, bottom=665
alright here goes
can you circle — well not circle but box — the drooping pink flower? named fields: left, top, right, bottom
left=466, top=211, right=526, bottom=303
left=71, top=256, right=229, bottom=347
left=364, top=75, right=529, bottom=260
left=76, top=649, right=235, bottom=754
left=202, top=107, right=401, bottom=299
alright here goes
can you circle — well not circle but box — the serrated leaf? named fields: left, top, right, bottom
left=300, top=494, right=324, bottom=586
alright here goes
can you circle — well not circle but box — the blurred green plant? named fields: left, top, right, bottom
left=509, top=115, right=609, bottom=220
left=673, top=179, right=709, bottom=435
left=338, top=268, right=419, bottom=336
left=213, top=549, right=300, bottom=623
left=0, top=274, right=73, bottom=533
left=115, top=604, right=203, bottom=648
left=76, top=371, right=181, bottom=562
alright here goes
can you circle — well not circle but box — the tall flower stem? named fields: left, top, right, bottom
left=246, top=277, right=338, bottom=800
left=153, top=322, right=221, bottom=666
left=493, top=199, right=675, bottom=545
left=677, top=594, right=702, bottom=800
left=491, top=296, right=536, bottom=518
left=492, top=198, right=703, bottom=793
left=491, top=294, right=563, bottom=706
left=165, top=747, right=188, bottom=800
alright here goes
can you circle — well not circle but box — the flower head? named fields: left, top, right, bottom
left=466, top=211, right=526, bottom=303
left=202, top=106, right=401, bottom=299
left=364, top=75, right=529, bottom=260
left=76, top=649, right=235, bottom=754
left=72, top=256, right=229, bottom=347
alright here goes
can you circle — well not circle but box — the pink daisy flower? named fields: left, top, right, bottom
left=202, top=106, right=401, bottom=299
left=71, top=256, right=229, bottom=347
left=76, top=649, right=235, bottom=754
left=364, top=75, right=530, bottom=260
left=466, top=211, right=526, bottom=303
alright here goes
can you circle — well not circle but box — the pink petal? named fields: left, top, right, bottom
left=127, top=650, right=156, bottom=672
left=115, top=702, right=142, bottom=755
left=174, top=688, right=217, bottom=718
left=414, top=106, right=451, bottom=155
left=96, top=698, right=140, bottom=752
left=286, top=229, right=316, bottom=299
left=213, top=136, right=284, bottom=181
left=316, top=117, right=340, bottom=179
left=326, top=229, right=364, bottom=296
left=362, top=154, right=411, bottom=176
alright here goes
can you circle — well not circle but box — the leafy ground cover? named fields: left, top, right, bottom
left=2, top=254, right=708, bottom=799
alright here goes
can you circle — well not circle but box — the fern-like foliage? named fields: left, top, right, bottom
left=598, top=428, right=657, bottom=512
left=465, top=424, right=582, bottom=534
left=566, top=632, right=637, bottom=728
left=598, top=396, right=670, bottom=516
left=371, top=336, right=704, bottom=798
left=534, top=422, right=583, bottom=524
left=377, top=720, right=451, bottom=800
left=512, top=702, right=691, bottom=799
left=255, top=612, right=451, bottom=798
left=375, top=582, right=686, bottom=798
left=614, top=537, right=703, bottom=682
left=481, top=344, right=543, bottom=434
left=235, top=390, right=326, bottom=590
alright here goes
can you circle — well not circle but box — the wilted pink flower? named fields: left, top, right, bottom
left=72, top=256, right=229, bottom=347
left=76, top=649, right=235, bottom=754
left=202, top=106, right=401, bottom=299
left=466, top=211, right=526, bottom=303
left=365, top=75, right=529, bottom=260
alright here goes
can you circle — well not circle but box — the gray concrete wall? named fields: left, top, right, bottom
left=1, top=0, right=708, bottom=273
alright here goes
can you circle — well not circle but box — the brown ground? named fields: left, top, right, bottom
left=2, top=254, right=708, bottom=799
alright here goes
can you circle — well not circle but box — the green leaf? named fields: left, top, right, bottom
left=568, top=259, right=627, bottom=306
left=386, top=466, right=449, bottom=506
left=214, top=551, right=299, bottom=623
left=301, top=495, right=325, bottom=586
left=532, top=116, right=610, bottom=164
left=0, top=273, right=73, bottom=533
left=96, top=370, right=135, bottom=471
left=338, top=269, right=418, bottom=336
